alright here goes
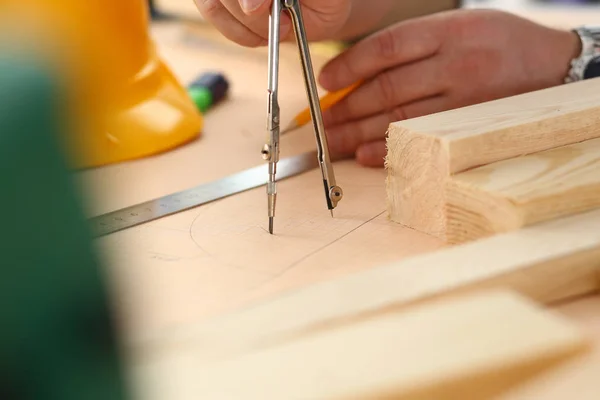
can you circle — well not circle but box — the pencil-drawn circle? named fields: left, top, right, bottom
left=188, top=181, right=342, bottom=275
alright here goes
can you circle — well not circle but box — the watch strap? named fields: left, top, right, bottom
left=565, top=26, right=600, bottom=83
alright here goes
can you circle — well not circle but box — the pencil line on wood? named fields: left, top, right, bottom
left=250, top=210, right=387, bottom=290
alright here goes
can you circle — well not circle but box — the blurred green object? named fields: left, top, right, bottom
left=187, top=71, right=230, bottom=113
left=187, top=86, right=213, bottom=113
left=0, top=52, right=128, bottom=399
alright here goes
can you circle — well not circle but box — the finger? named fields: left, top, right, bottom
left=356, top=141, right=387, bottom=168
left=195, top=0, right=265, bottom=46
left=326, top=95, right=449, bottom=156
left=322, top=56, right=447, bottom=127
left=327, top=113, right=390, bottom=156
left=237, top=0, right=269, bottom=14
left=318, top=15, right=445, bottom=91
left=220, top=0, right=292, bottom=41
left=296, top=0, right=352, bottom=40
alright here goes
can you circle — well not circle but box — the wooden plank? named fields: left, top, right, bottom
left=499, top=295, right=600, bottom=400
left=446, top=138, right=600, bottom=244
left=131, top=290, right=589, bottom=400
left=499, top=342, right=600, bottom=400
left=385, top=78, right=600, bottom=239
left=132, top=208, right=600, bottom=365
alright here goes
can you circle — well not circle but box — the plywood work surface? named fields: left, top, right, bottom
left=77, top=16, right=600, bottom=399
left=127, top=207, right=599, bottom=370
left=499, top=294, right=600, bottom=400
left=96, top=159, right=440, bottom=344
left=82, top=21, right=441, bottom=346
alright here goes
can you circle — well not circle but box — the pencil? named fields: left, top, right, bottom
left=281, top=80, right=363, bottom=135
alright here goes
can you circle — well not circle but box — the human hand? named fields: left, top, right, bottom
left=318, top=9, right=581, bottom=167
left=194, top=0, right=353, bottom=47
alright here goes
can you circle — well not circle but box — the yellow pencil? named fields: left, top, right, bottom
left=281, top=80, right=363, bottom=135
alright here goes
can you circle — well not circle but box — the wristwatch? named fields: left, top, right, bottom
left=565, top=26, right=600, bottom=83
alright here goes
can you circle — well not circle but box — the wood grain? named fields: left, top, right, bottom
left=385, top=78, right=600, bottom=239
left=446, top=137, right=600, bottom=244
left=131, top=290, right=589, bottom=400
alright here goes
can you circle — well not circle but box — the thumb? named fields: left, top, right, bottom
left=239, top=0, right=269, bottom=14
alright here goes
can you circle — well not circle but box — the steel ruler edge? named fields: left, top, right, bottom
left=88, top=151, right=320, bottom=238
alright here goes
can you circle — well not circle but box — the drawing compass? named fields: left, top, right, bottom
left=261, top=0, right=343, bottom=234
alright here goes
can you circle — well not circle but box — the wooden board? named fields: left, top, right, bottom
left=500, top=342, right=600, bottom=400
left=499, top=295, right=600, bottom=400
left=130, top=290, right=589, bottom=400
left=446, top=137, right=600, bottom=244
left=130, top=208, right=600, bottom=366
left=385, top=77, right=600, bottom=239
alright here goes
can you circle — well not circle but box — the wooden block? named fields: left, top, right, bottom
left=498, top=295, right=600, bottom=399
left=498, top=346, right=600, bottom=400
left=137, top=208, right=600, bottom=366
left=385, top=78, right=600, bottom=239
left=446, top=138, right=600, bottom=244
left=132, top=290, right=589, bottom=400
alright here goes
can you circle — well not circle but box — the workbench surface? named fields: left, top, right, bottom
left=79, top=6, right=600, bottom=398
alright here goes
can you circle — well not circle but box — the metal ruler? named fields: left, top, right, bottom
left=89, top=151, right=320, bottom=238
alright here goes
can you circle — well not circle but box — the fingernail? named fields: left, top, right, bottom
left=356, top=144, right=386, bottom=167
left=240, top=0, right=264, bottom=13
left=356, top=145, right=371, bottom=161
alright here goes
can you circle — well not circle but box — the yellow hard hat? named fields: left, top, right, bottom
left=0, top=0, right=203, bottom=168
